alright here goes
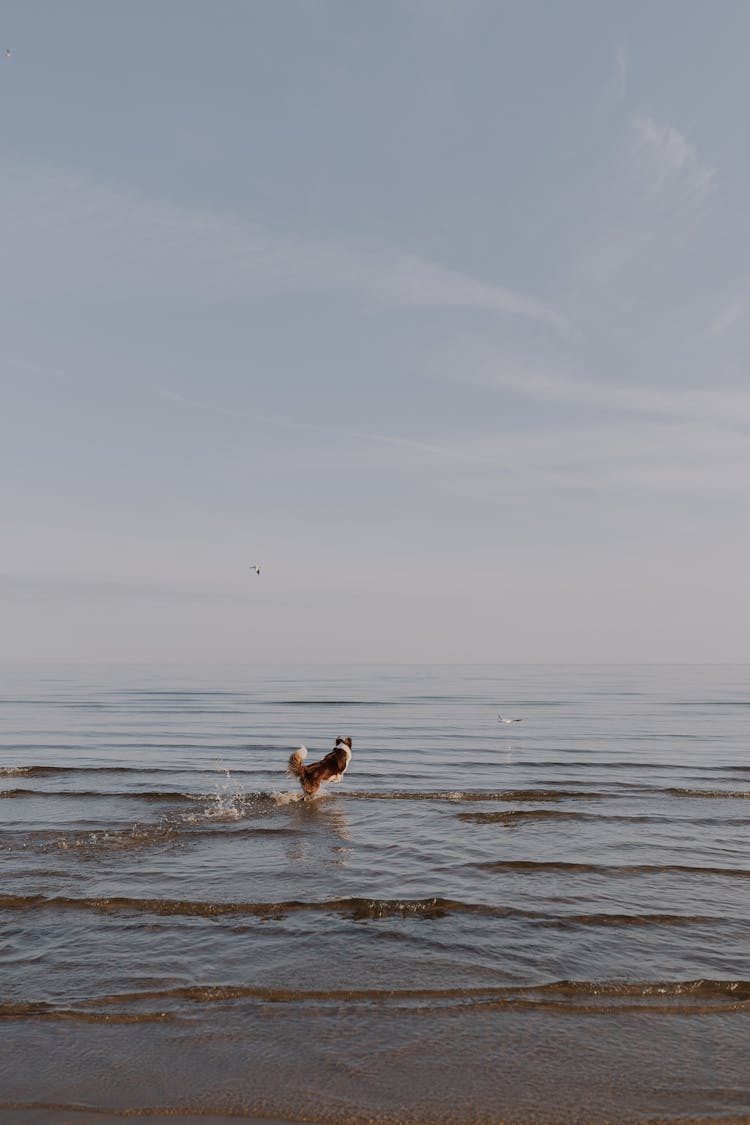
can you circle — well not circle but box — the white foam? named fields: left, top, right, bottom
left=200, top=771, right=247, bottom=820
left=271, top=789, right=305, bottom=806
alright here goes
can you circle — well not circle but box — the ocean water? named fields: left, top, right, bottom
left=1, top=662, right=749, bottom=1125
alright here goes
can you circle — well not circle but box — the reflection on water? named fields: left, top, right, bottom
left=284, top=794, right=352, bottom=866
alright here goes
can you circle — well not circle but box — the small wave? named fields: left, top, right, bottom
left=518, top=760, right=750, bottom=774
left=0, top=762, right=291, bottom=780
left=666, top=787, right=750, bottom=799
left=0, top=893, right=720, bottom=928
left=475, top=859, right=750, bottom=878
left=1, top=786, right=605, bottom=806
left=0, top=765, right=178, bottom=779
left=549, top=912, right=716, bottom=928
left=458, top=809, right=583, bottom=825
left=0, top=767, right=39, bottom=777
left=4, top=977, right=747, bottom=1022
left=52, top=977, right=750, bottom=1006
left=115, top=689, right=238, bottom=696
left=0, top=788, right=205, bottom=802
left=460, top=809, right=750, bottom=827
left=7, top=783, right=748, bottom=805
left=272, top=699, right=389, bottom=706
left=0, top=788, right=295, bottom=808
left=679, top=700, right=750, bottom=707
left=345, top=789, right=600, bottom=802
left=0, top=1002, right=176, bottom=1024
left=12, top=820, right=301, bottom=855
left=0, top=893, right=489, bottom=921
left=532, top=978, right=750, bottom=1000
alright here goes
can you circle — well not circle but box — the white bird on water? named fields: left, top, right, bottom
left=249, top=564, right=260, bottom=575
left=498, top=714, right=523, bottom=724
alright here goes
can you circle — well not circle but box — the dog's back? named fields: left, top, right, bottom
left=288, top=737, right=352, bottom=796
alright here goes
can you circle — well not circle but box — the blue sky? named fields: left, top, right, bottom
left=2, top=0, right=749, bottom=663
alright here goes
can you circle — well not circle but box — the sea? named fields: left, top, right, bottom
left=1, top=662, right=749, bottom=1125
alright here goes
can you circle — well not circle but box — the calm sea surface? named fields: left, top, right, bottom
left=1, top=662, right=749, bottom=1124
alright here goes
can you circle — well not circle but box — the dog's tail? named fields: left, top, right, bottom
left=287, top=746, right=308, bottom=779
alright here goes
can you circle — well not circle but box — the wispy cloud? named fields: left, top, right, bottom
left=154, top=383, right=613, bottom=495
left=465, top=415, right=750, bottom=494
left=400, top=343, right=750, bottom=496
left=706, top=294, right=750, bottom=338
left=0, top=160, right=564, bottom=327
left=477, top=364, right=750, bottom=427
left=631, top=115, right=715, bottom=208
left=365, top=254, right=567, bottom=326
left=154, top=385, right=508, bottom=468
left=155, top=377, right=750, bottom=498
left=560, top=112, right=717, bottom=320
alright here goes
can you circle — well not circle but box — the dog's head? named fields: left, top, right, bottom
left=335, top=736, right=352, bottom=750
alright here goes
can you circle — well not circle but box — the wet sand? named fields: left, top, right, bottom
left=3, top=1003, right=750, bottom=1125
left=1, top=1115, right=307, bottom=1125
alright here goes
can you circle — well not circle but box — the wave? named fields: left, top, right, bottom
left=0, top=1004, right=174, bottom=1024
left=0, top=760, right=291, bottom=778
left=0, top=765, right=286, bottom=782
left=666, top=787, right=750, bottom=799
left=0, top=788, right=208, bottom=802
left=345, top=789, right=601, bottom=802
left=113, top=689, right=238, bottom=696
left=475, top=859, right=750, bottom=878
left=11, top=818, right=749, bottom=860
left=458, top=809, right=583, bottom=825
left=516, top=760, right=750, bottom=774
left=0, top=893, right=720, bottom=927
left=351, top=785, right=750, bottom=801
left=0, top=786, right=600, bottom=804
left=271, top=699, right=390, bottom=705
left=679, top=700, right=750, bottom=707
left=10, top=822, right=301, bottom=855
left=459, top=808, right=750, bottom=827
left=3, top=977, right=747, bottom=1023
left=0, top=765, right=216, bottom=778
left=18, top=760, right=735, bottom=778
left=6, top=784, right=750, bottom=806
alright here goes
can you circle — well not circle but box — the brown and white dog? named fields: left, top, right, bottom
left=287, top=737, right=352, bottom=797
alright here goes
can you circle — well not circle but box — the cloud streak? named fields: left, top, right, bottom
left=154, top=385, right=516, bottom=470
left=477, top=365, right=750, bottom=427
left=155, top=378, right=750, bottom=499
left=0, top=160, right=565, bottom=327
left=631, top=115, right=715, bottom=208
left=154, top=383, right=627, bottom=496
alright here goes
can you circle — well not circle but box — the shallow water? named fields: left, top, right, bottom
left=1, top=662, right=749, bottom=1123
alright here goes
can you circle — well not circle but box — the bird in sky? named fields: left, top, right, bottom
left=498, top=715, right=523, bottom=724
left=249, top=564, right=260, bottom=575
left=5, top=48, right=11, bottom=58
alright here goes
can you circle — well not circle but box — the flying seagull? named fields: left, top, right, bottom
left=249, top=564, right=260, bottom=575
left=498, top=715, right=523, bottom=724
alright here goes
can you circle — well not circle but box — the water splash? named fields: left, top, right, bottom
left=271, top=789, right=306, bottom=806
left=201, top=769, right=247, bottom=820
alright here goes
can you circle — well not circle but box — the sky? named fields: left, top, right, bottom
left=2, top=0, right=750, bottom=664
